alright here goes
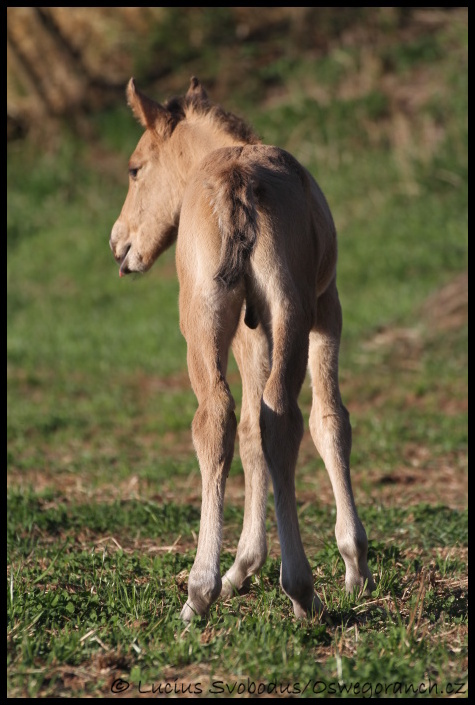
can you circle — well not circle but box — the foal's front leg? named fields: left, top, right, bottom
left=309, top=282, right=375, bottom=596
left=220, top=320, right=270, bottom=599
left=180, top=374, right=237, bottom=622
left=179, top=297, right=241, bottom=623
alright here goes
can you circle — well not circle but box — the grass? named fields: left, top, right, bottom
left=7, top=8, right=467, bottom=698
left=7, top=495, right=468, bottom=696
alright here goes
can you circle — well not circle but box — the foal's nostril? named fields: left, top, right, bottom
left=110, top=242, right=131, bottom=264
left=116, top=243, right=131, bottom=266
left=121, top=244, right=131, bottom=261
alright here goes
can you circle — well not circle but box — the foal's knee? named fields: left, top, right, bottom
left=192, top=385, right=237, bottom=464
left=192, top=384, right=237, bottom=469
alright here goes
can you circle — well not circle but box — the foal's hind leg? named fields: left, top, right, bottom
left=221, top=319, right=270, bottom=598
left=309, top=279, right=375, bottom=595
left=179, top=293, right=242, bottom=623
left=259, top=307, right=324, bottom=619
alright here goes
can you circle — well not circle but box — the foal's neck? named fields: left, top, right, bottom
left=180, top=117, right=251, bottom=172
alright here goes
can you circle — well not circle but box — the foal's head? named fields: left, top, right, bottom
left=110, top=77, right=259, bottom=277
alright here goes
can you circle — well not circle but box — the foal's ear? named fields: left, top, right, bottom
left=187, top=76, right=208, bottom=101
left=126, top=78, right=168, bottom=131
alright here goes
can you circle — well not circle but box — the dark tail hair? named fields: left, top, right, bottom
left=213, top=165, right=258, bottom=288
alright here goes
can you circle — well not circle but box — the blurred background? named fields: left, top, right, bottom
left=7, top=7, right=467, bottom=505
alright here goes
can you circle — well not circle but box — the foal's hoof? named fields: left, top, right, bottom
left=220, top=574, right=252, bottom=600
left=180, top=600, right=207, bottom=623
left=292, top=592, right=329, bottom=623
left=345, top=571, right=376, bottom=598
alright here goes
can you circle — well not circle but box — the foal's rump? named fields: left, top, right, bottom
left=178, top=143, right=338, bottom=336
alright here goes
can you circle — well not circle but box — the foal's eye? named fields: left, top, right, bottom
left=128, top=166, right=140, bottom=179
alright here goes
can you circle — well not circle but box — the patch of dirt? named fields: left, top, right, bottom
left=422, top=271, right=468, bottom=332
left=366, top=271, right=467, bottom=353
left=296, top=429, right=467, bottom=511
left=353, top=460, right=467, bottom=510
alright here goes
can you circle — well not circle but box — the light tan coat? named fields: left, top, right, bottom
left=110, top=77, right=375, bottom=621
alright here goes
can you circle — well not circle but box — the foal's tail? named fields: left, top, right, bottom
left=212, top=163, right=259, bottom=290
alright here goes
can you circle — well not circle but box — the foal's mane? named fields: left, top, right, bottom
left=164, top=92, right=261, bottom=145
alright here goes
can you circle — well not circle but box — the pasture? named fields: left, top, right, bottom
left=7, top=9, right=467, bottom=697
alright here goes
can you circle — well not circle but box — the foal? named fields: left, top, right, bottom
left=110, top=77, right=375, bottom=622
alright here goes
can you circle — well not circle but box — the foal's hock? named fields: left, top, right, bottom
left=110, top=76, right=376, bottom=622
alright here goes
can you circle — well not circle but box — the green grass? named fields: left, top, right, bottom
left=8, top=9, right=467, bottom=698
left=7, top=492, right=468, bottom=697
